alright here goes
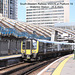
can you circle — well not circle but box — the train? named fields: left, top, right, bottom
left=21, top=39, right=75, bottom=61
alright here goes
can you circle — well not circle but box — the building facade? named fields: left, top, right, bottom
left=0, top=0, right=18, bottom=20
left=55, top=23, right=75, bottom=30
left=0, top=0, right=3, bottom=14
left=26, top=0, right=69, bottom=26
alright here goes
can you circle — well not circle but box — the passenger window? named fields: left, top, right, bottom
left=54, top=44, right=58, bottom=49
left=46, top=43, right=53, bottom=51
left=39, top=42, right=44, bottom=51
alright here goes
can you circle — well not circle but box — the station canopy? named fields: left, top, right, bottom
left=0, top=16, right=75, bottom=40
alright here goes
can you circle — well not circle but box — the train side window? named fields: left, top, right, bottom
left=22, top=41, right=25, bottom=49
left=61, top=44, right=64, bottom=50
left=46, top=43, right=53, bottom=51
left=54, top=44, right=58, bottom=50
left=39, top=42, right=44, bottom=52
left=46, top=43, right=50, bottom=51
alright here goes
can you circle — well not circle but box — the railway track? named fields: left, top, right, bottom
left=0, top=61, right=25, bottom=69
left=0, top=57, right=60, bottom=75
left=0, top=61, right=37, bottom=75
left=20, top=57, right=59, bottom=75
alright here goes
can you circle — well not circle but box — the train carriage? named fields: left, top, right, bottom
left=21, top=39, right=75, bottom=61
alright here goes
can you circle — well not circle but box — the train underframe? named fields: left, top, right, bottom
left=22, top=50, right=74, bottom=61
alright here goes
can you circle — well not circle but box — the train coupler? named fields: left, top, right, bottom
left=27, top=55, right=30, bottom=59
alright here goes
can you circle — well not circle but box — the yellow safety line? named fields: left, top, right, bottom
left=52, top=54, right=74, bottom=75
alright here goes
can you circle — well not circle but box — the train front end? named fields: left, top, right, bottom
left=21, top=39, right=39, bottom=61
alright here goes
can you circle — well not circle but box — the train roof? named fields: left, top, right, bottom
left=37, top=39, right=75, bottom=45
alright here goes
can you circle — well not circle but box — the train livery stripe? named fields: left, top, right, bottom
left=52, top=54, right=73, bottom=75
left=21, top=41, right=23, bottom=53
left=21, top=41, right=25, bottom=53
left=36, top=41, right=39, bottom=53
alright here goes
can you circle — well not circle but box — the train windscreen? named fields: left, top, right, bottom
left=22, top=41, right=25, bottom=49
left=32, top=40, right=37, bottom=50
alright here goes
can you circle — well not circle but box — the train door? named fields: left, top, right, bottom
left=26, top=40, right=32, bottom=55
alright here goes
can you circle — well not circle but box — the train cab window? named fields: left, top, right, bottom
left=26, top=41, right=30, bottom=49
left=32, top=40, right=37, bottom=50
left=22, top=41, right=25, bottom=49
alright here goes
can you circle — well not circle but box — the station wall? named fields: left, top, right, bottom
left=0, top=39, right=21, bottom=56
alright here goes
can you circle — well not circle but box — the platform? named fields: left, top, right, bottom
left=38, top=54, right=75, bottom=75
left=0, top=54, right=22, bottom=61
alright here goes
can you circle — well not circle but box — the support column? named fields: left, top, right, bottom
left=74, top=49, right=75, bottom=60
left=8, top=40, right=11, bottom=55
left=0, top=41, right=1, bottom=55
left=16, top=40, right=18, bottom=54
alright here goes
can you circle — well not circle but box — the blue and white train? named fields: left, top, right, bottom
left=21, top=39, right=75, bottom=61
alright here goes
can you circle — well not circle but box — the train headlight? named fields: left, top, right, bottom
left=33, top=51, right=36, bottom=53
left=22, top=50, right=25, bottom=53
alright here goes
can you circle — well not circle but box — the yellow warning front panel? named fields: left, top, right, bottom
left=26, top=49, right=31, bottom=55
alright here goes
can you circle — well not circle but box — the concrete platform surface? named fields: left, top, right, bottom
left=61, top=57, right=75, bottom=75
left=38, top=54, right=75, bottom=75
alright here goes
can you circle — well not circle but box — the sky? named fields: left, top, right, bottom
left=70, top=0, right=75, bottom=22
left=18, top=0, right=75, bottom=22
left=18, top=0, right=26, bottom=22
